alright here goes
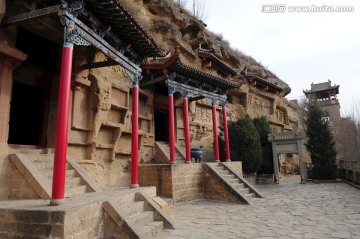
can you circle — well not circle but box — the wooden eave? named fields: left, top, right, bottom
left=246, top=76, right=284, bottom=93
left=141, top=56, right=239, bottom=90
left=85, top=0, right=161, bottom=57
left=303, top=85, right=339, bottom=95
left=198, top=50, right=237, bottom=76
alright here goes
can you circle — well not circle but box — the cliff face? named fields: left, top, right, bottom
left=122, top=0, right=290, bottom=92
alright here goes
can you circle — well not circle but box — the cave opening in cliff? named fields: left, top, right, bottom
left=8, top=28, right=59, bottom=147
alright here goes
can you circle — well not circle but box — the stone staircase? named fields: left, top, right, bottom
left=155, top=141, right=186, bottom=164
left=8, top=151, right=175, bottom=238
left=9, top=153, right=101, bottom=199
left=206, top=163, right=263, bottom=204
left=103, top=191, right=175, bottom=239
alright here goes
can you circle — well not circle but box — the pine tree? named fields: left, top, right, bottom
left=305, top=103, right=337, bottom=179
left=219, top=115, right=263, bottom=174
left=253, top=117, right=274, bottom=175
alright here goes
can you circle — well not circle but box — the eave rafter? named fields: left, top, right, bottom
left=1, top=2, right=148, bottom=78
left=243, top=70, right=284, bottom=94
left=141, top=55, right=239, bottom=91
left=198, top=47, right=237, bottom=77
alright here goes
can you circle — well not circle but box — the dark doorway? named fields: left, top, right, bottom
left=8, top=28, right=59, bottom=146
left=154, top=111, right=168, bottom=142
left=8, top=82, right=45, bottom=145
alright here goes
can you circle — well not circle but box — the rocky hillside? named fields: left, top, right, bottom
left=123, top=0, right=290, bottom=93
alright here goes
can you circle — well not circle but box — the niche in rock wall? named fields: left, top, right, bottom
left=140, top=116, right=151, bottom=133
left=109, top=86, right=129, bottom=126
left=176, top=108, right=185, bottom=145
left=137, top=91, right=153, bottom=134
left=115, top=132, right=132, bottom=155
left=72, top=85, right=92, bottom=130
left=96, top=125, right=119, bottom=147
left=108, top=108, right=126, bottom=125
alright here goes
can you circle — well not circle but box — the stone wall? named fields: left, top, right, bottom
left=339, top=168, right=360, bottom=185
left=139, top=163, right=244, bottom=203
left=8, top=158, right=39, bottom=199
left=0, top=153, right=10, bottom=199
left=203, top=165, right=242, bottom=203
left=138, top=164, right=173, bottom=198
left=139, top=164, right=204, bottom=203
left=0, top=202, right=104, bottom=239
left=171, top=164, right=203, bottom=203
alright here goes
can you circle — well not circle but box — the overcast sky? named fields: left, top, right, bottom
left=194, top=0, right=360, bottom=117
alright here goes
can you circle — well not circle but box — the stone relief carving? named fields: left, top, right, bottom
left=190, top=124, right=212, bottom=141
left=87, top=74, right=111, bottom=150
left=248, top=94, right=271, bottom=109
left=193, top=106, right=212, bottom=124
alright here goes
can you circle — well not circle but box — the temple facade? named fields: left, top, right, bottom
left=0, top=0, right=304, bottom=197
left=0, top=1, right=305, bottom=237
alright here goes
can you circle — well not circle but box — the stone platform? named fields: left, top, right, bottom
left=0, top=186, right=174, bottom=238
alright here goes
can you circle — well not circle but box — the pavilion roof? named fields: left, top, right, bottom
left=141, top=53, right=240, bottom=90
left=303, top=81, right=339, bottom=95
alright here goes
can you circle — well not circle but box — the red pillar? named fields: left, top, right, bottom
left=212, top=103, right=220, bottom=162
left=168, top=94, right=176, bottom=163
left=131, top=80, right=139, bottom=187
left=222, top=106, right=231, bottom=161
left=51, top=43, right=73, bottom=205
left=183, top=97, right=191, bottom=163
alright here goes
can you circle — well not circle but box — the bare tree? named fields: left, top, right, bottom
left=176, top=0, right=189, bottom=8
left=335, top=101, right=360, bottom=164
left=192, top=0, right=208, bottom=21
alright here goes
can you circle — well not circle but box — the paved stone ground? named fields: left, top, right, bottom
left=164, top=175, right=360, bottom=239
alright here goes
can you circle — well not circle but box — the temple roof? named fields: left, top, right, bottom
left=197, top=47, right=237, bottom=77
left=242, top=70, right=285, bottom=93
left=141, top=53, right=240, bottom=90
left=84, top=0, right=162, bottom=57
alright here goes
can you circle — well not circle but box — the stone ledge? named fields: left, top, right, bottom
left=312, top=179, right=344, bottom=184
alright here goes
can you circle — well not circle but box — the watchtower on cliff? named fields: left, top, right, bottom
left=303, top=80, right=341, bottom=124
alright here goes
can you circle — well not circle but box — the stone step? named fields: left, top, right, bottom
left=128, top=211, right=154, bottom=228
left=141, top=221, right=164, bottom=239
left=42, top=169, right=76, bottom=179
left=33, top=161, right=70, bottom=170
left=65, top=177, right=82, bottom=187
left=244, top=193, right=255, bottom=198
left=228, top=178, right=240, bottom=184
left=221, top=174, right=236, bottom=180
left=119, top=201, right=145, bottom=218
left=218, top=170, right=231, bottom=175
left=65, top=185, right=87, bottom=196
left=236, top=188, right=250, bottom=194
left=213, top=166, right=224, bottom=170
left=232, top=183, right=246, bottom=189
left=121, top=193, right=137, bottom=204
left=26, top=154, right=54, bottom=162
